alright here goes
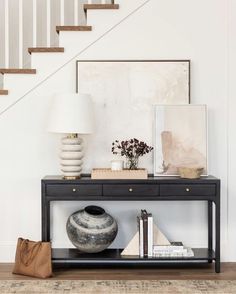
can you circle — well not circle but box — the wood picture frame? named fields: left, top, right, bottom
left=76, top=60, right=191, bottom=102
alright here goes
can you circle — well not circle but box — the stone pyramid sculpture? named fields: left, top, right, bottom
left=121, top=224, right=170, bottom=256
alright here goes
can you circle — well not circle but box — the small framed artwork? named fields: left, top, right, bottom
left=154, top=105, right=207, bottom=176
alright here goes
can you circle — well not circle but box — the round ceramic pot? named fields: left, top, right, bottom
left=66, top=205, right=118, bottom=253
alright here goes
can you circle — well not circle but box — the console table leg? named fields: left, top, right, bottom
left=208, top=201, right=213, bottom=263
left=215, top=199, right=221, bottom=273
left=42, top=195, right=51, bottom=241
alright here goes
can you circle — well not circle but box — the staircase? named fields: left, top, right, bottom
left=0, top=0, right=147, bottom=115
left=0, top=1, right=119, bottom=96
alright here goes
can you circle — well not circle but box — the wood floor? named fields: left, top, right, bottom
left=0, top=263, right=236, bottom=280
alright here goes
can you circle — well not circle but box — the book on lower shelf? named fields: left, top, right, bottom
left=137, top=216, right=144, bottom=257
left=138, top=210, right=153, bottom=257
left=153, top=247, right=194, bottom=258
left=147, top=212, right=153, bottom=257
left=153, top=242, right=194, bottom=257
left=137, top=210, right=194, bottom=258
left=153, top=241, right=185, bottom=252
left=141, top=210, right=148, bottom=257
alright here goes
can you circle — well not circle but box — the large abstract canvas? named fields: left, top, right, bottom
left=76, top=60, right=190, bottom=171
left=154, top=105, right=207, bottom=176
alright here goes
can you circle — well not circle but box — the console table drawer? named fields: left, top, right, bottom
left=46, top=184, right=102, bottom=196
left=160, top=184, right=216, bottom=196
left=103, top=184, right=159, bottom=196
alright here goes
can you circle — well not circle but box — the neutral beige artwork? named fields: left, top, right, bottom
left=77, top=61, right=190, bottom=171
left=154, top=105, right=207, bottom=176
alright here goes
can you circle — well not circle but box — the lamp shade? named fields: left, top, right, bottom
left=48, top=93, right=93, bottom=134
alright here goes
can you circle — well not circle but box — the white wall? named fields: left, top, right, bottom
left=0, top=0, right=234, bottom=261
left=228, top=0, right=236, bottom=260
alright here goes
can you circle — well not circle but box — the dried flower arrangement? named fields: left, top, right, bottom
left=111, top=138, right=153, bottom=170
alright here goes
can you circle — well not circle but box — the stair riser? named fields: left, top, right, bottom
left=86, top=0, right=145, bottom=28
left=3, top=75, right=37, bottom=97
left=58, top=32, right=98, bottom=55
left=86, top=10, right=121, bottom=28
left=31, top=54, right=69, bottom=73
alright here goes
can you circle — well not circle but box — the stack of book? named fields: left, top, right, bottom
left=137, top=210, right=153, bottom=257
left=153, top=242, right=194, bottom=257
left=137, top=210, right=194, bottom=258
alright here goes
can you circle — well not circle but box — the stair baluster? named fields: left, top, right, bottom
left=74, top=0, right=79, bottom=26
left=32, top=0, right=37, bottom=47
left=4, top=0, right=9, bottom=68
left=19, top=0, right=23, bottom=68
left=46, top=0, right=51, bottom=47
left=60, top=0, right=65, bottom=26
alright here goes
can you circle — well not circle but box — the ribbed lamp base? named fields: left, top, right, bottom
left=60, top=136, right=84, bottom=179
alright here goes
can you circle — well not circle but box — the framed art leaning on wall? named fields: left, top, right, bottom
left=154, top=105, right=208, bottom=176
left=76, top=60, right=190, bottom=103
left=76, top=60, right=191, bottom=170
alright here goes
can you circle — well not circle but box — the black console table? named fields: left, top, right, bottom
left=41, top=175, right=221, bottom=273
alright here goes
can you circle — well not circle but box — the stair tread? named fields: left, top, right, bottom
left=84, top=4, right=119, bottom=11
left=0, top=69, right=36, bottom=74
left=28, top=47, right=64, bottom=53
left=56, top=26, right=92, bottom=33
left=0, top=89, right=8, bottom=95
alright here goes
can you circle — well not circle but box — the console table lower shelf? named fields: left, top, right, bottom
left=52, top=248, right=215, bottom=266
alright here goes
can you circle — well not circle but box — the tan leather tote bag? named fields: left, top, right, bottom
left=12, top=238, right=52, bottom=278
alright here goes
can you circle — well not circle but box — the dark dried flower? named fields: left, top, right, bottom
left=111, top=138, right=153, bottom=161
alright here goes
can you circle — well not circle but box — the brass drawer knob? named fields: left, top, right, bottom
left=186, top=188, right=190, bottom=192
left=72, top=188, right=77, bottom=192
left=129, top=188, right=133, bottom=192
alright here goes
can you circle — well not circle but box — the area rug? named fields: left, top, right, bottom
left=0, top=280, right=236, bottom=294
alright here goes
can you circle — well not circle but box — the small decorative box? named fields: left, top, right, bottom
left=91, top=168, right=148, bottom=180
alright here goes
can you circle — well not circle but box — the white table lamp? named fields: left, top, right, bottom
left=48, top=93, right=93, bottom=179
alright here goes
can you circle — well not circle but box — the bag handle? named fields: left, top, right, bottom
left=20, top=239, right=42, bottom=267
